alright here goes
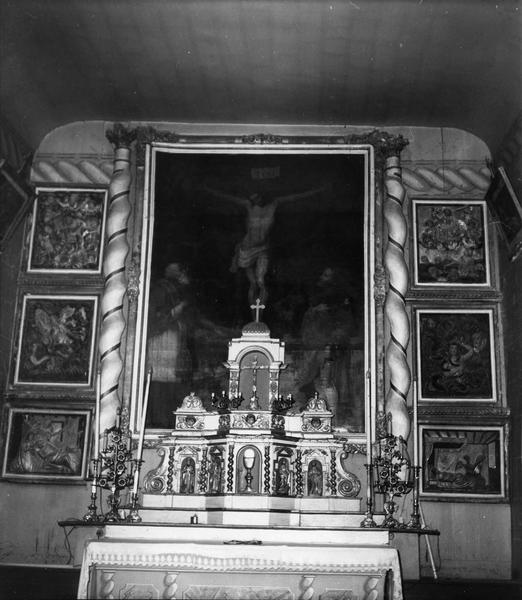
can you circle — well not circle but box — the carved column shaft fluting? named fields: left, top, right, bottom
left=98, top=124, right=136, bottom=435
left=383, top=152, right=411, bottom=440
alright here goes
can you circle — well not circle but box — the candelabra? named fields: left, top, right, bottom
left=97, top=423, right=136, bottom=522
left=272, top=393, right=295, bottom=413
left=373, top=434, right=413, bottom=528
left=211, top=390, right=244, bottom=411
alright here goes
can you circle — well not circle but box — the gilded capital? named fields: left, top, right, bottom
left=106, top=123, right=137, bottom=149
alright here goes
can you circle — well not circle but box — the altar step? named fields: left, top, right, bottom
left=138, top=507, right=366, bottom=527
left=140, top=493, right=363, bottom=527
left=103, top=522, right=390, bottom=547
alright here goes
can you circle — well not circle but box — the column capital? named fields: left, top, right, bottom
left=106, top=123, right=137, bottom=150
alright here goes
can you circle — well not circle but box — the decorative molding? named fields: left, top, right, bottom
left=373, top=265, right=386, bottom=307
left=86, top=551, right=396, bottom=574
left=302, top=416, right=331, bottom=433
left=17, top=274, right=104, bottom=288
left=135, top=126, right=180, bottom=165
left=406, top=289, right=502, bottom=302
left=31, top=158, right=113, bottom=185
left=418, top=405, right=510, bottom=422
left=127, top=251, right=141, bottom=304
left=340, top=442, right=366, bottom=456
left=402, top=162, right=491, bottom=196
left=184, top=585, right=293, bottom=599
left=240, top=133, right=285, bottom=144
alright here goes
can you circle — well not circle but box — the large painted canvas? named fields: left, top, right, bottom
left=420, top=425, right=505, bottom=500
left=28, top=188, right=107, bottom=273
left=416, top=309, right=496, bottom=402
left=413, top=200, right=489, bottom=286
left=14, top=294, right=98, bottom=386
left=2, top=407, right=90, bottom=481
left=146, top=151, right=366, bottom=432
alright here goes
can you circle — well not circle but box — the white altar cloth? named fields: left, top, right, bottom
left=78, top=535, right=403, bottom=599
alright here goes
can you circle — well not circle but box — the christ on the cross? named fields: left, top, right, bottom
left=200, top=184, right=326, bottom=308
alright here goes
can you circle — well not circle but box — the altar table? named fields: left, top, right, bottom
left=77, top=525, right=403, bottom=599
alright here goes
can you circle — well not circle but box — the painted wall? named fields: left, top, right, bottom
left=0, top=121, right=514, bottom=580
left=495, top=113, right=522, bottom=581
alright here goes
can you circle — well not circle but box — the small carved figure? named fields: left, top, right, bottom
left=180, top=458, right=196, bottom=494
left=209, top=453, right=223, bottom=494
left=307, top=460, right=323, bottom=496
left=276, top=458, right=290, bottom=496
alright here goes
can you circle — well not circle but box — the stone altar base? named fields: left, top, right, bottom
left=77, top=524, right=402, bottom=600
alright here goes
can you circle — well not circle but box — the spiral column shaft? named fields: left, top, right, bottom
left=383, top=154, right=410, bottom=439
left=99, top=132, right=133, bottom=435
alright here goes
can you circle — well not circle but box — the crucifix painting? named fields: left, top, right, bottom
left=145, top=150, right=366, bottom=433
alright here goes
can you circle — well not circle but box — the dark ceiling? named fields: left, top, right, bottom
left=1, top=0, right=520, bottom=155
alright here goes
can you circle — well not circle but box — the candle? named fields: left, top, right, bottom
left=413, top=379, right=418, bottom=466
left=94, top=367, right=101, bottom=459
left=132, top=465, right=140, bottom=496
left=365, top=371, right=372, bottom=495
left=134, top=369, right=152, bottom=494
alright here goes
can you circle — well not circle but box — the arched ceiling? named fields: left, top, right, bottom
left=1, top=0, right=520, bottom=154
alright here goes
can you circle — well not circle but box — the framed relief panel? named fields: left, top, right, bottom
left=27, top=187, right=107, bottom=274
left=420, top=425, right=505, bottom=500
left=13, top=294, right=98, bottom=387
left=416, top=308, right=497, bottom=402
left=412, top=200, right=490, bottom=287
left=2, top=407, right=91, bottom=482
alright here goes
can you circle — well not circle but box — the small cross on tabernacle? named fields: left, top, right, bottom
left=250, top=298, right=265, bottom=322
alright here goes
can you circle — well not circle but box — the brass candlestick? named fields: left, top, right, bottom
left=360, top=461, right=377, bottom=528
left=406, top=465, right=422, bottom=529
left=83, top=458, right=101, bottom=522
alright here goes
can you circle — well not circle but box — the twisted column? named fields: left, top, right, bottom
left=383, top=153, right=410, bottom=440
left=98, top=124, right=136, bottom=435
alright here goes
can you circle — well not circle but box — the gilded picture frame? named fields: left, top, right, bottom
left=1, top=407, right=91, bottom=482
left=416, top=308, right=497, bottom=403
left=27, top=187, right=107, bottom=274
left=13, top=294, right=98, bottom=387
left=412, top=199, right=490, bottom=287
left=136, top=146, right=372, bottom=435
left=420, top=424, right=506, bottom=500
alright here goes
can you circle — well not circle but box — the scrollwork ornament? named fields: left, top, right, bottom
left=338, top=472, right=362, bottom=498
left=341, top=442, right=366, bottom=457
